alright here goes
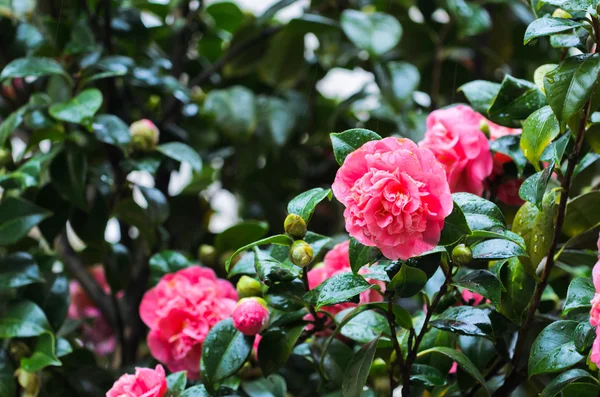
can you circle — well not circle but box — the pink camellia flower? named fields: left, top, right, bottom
left=232, top=297, right=270, bottom=336
left=140, top=266, right=237, bottom=379
left=419, top=105, right=493, bottom=196
left=332, top=137, right=453, bottom=260
left=69, top=265, right=116, bottom=355
left=307, top=241, right=385, bottom=317
left=106, top=365, right=167, bottom=397
left=592, top=328, right=600, bottom=366
left=461, top=289, right=485, bottom=306
left=486, top=120, right=524, bottom=206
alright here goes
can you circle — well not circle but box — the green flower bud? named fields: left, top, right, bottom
left=0, top=148, right=12, bottom=167
left=452, top=244, right=473, bottom=266
left=552, top=8, right=572, bottom=18
left=130, top=119, right=159, bottom=152
left=369, top=358, right=387, bottom=378
left=198, top=244, right=217, bottom=266
left=284, top=214, right=307, bottom=239
left=15, top=369, right=40, bottom=396
left=479, top=119, right=490, bottom=138
left=290, top=240, right=313, bottom=267
left=236, top=275, right=263, bottom=298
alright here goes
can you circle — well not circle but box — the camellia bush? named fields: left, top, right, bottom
left=4, top=0, right=600, bottom=396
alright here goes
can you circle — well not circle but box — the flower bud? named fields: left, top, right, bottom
left=198, top=244, right=217, bottom=266
left=284, top=214, right=307, bottom=239
left=236, top=275, right=263, bottom=298
left=0, top=147, right=12, bottom=167
left=369, top=358, right=387, bottom=378
left=232, top=297, right=270, bottom=336
left=552, top=8, right=572, bottom=18
left=452, top=244, right=473, bottom=266
left=15, top=369, right=40, bottom=396
left=479, top=119, right=490, bottom=138
left=290, top=240, right=313, bottom=267
left=130, top=119, right=159, bottom=152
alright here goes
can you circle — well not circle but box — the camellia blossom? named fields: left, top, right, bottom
left=332, top=137, right=453, bottom=260
left=232, top=297, right=270, bottom=336
left=419, top=105, right=493, bottom=196
left=106, top=364, right=167, bottom=397
left=307, top=241, right=385, bottom=317
left=139, top=266, right=238, bottom=379
left=462, top=289, right=485, bottom=306
left=589, top=234, right=600, bottom=365
left=68, top=265, right=116, bottom=355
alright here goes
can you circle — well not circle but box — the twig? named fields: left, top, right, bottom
left=385, top=295, right=404, bottom=396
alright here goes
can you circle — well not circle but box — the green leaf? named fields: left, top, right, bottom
left=338, top=309, right=390, bottom=343
left=446, top=0, right=491, bottom=38
left=544, top=54, right=600, bottom=129
left=139, top=186, right=169, bottom=225
left=430, top=306, right=494, bottom=340
left=258, top=28, right=304, bottom=89
left=226, top=234, right=294, bottom=272
left=439, top=203, right=471, bottom=245
left=489, top=134, right=528, bottom=177
left=258, top=325, right=304, bottom=376
left=417, top=347, right=489, bottom=396
left=165, top=371, right=187, bottom=397
left=541, top=0, right=598, bottom=12
left=459, top=80, right=501, bottom=113
left=0, top=350, right=16, bottom=397
left=488, top=75, right=546, bottom=124
left=563, top=191, right=600, bottom=238
left=0, top=57, right=69, bottom=82
left=20, top=333, right=61, bottom=371
left=287, top=188, right=332, bottom=223
left=0, top=253, right=41, bottom=290
left=261, top=97, right=296, bottom=146
left=180, top=385, right=210, bottom=397
left=453, top=270, right=502, bottom=308
left=453, top=193, right=505, bottom=225
left=385, top=61, right=420, bottom=104
left=524, top=18, right=584, bottom=45
left=330, top=128, right=382, bottom=165
left=496, top=258, right=535, bottom=325
left=201, top=318, right=253, bottom=386
left=49, top=89, right=103, bottom=126
left=203, top=86, right=256, bottom=140
left=254, top=249, right=300, bottom=286
left=0, top=300, right=51, bottom=338
left=50, top=148, right=87, bottom=210
left=149, top=251, right=190, bottom=283
left=341, top=335, right=380, bottom=397
left=303, top=272, right=372, bottom=310
left=471, top=239, right=526, bottom=260
left=157, top=142, right=203, bottom=172
left=340, top=10, right=402, bottom=57
left=410, top=364, right=446, bottom=387
left=0, top=197, right=51, bottom=246
left=574, top=322, right=595, bottom=353
left=388, top=263, right=427, bottom=297
left=519, top=162, right=554, bottom=208
left=216, top=221, right=269, bottom=253
left=24, top=273, right=69, bottom=331
left=563, top=277, right=595, bottom=315
left=0, top=105, right=29, bottom=146
left=242, top=374, right=287, bottom=397
left=541, top=369, right=599, bottom=397
left=349, top=238, right=380, bottom=274
left=92, top=114, right=131, bottom=150
left=529, top=320, right=585, bottom=377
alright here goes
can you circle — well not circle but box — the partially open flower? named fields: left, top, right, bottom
left=232, top=297, right=270, bottom=336
left=130, top=119, right=159, bottom=152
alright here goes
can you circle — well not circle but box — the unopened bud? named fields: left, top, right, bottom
left=236, top=275, right=263, bottom=298
left=130, top=119, right=159, bottom=152
left=15, top=369, right=40, bottom=396
left=552, top=8, right=572, bottom=18
left=232, top=297, right=270, bottom=335
left=452, top=244, right=473, bottom=266
left=479, top=119, right=490, bottom=138
left=198, top=244, right=217, bottom=266
left=284, top=214, right=307, bottom=239
left=290, top=240, right=313, bottom=267
left=0, top=148, right=12, bottom=167
left=369, top=358, right=387, bottom=378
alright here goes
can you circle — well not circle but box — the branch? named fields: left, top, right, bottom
left=385, top=295, right=404, bottom=396
left=492, top=101, right=591, bottom=397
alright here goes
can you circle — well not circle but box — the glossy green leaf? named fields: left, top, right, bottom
left=157, top=142, right=202, bottom=172
left=0, top=57, right=69, bottom=81
left=49, top=89, right=103, bottom=126
left=226, top=234, right=293, bottom=272
left=340, top=10, right=402, bottom=56
left=430, top=306, right=494, bottom=340
left=0, top=252, right=41, bottom=290
left=258, top=325, right=304, bottom=375
left=540, top=0, right=598, bottom=12
left=563, top=277, right=595, bottom=315
left=287, top=188, right=332, bottom=223
left=452, top=270, right=502, bottom=308
left=453, top=193, right=505, bottom=224
left=524, top=18, right=584, bottom=45
left=446, top=0, right=491, bottom=38
left=341, top=335, right=380, bottom=397
left=303, top=272, right=372, bottom=310
left=521, top=106, right=560, bottom=170
left=489, top=134, right=528, bottom=176
left=0, top=300, right=51, bottom=338
left=216, top=221, right=269, bottom=253
left=338, top=309, right=390, bottom=343
left=563, top=191, right=600, bottom=238
left=349, top=238, right=380, bottom=274
left=545, top=54, right=600, bottom=128
left=201, top=318, right=253, bottom=385
left=50, top=149, right=87, bottom=210
left=574, top=322, right=595, bottom=353
left=0, top=197, right=51, bottom=246
left=541, top=369, right=599, bottom=397
left=410, top=364, right=445, bottom=387
left=497, top=258, right=535, bottom=325
left=20, top=333, right=61, bottom=371
left=165, top=371, right=187, bottom=397
left=388, top=263, right=427, bottom=297
left=519, top=162, right=554, bottom=208
left=149, top=251, right=190, bottom=283
left=180, top=385, right=210, bottom=397
left=92, top=114, right=131, bottom=150
left=242, top=374, right=287, bottom=397
left=488, top=75, right=546, bottom=124
left=254, top=249, right=300, bottom=286
left=529, top=320, right=585, bottom=377
left=459, top=80, right=501, bottom=113
left=471, top=239, right=526, bottom=260
left=439, top=203, right=471, bottom=245
left=0, top=105, right=29, bottom=146
left=330, top=128, right=382, bottom=165
left=25, top=273, right=70, bottom=331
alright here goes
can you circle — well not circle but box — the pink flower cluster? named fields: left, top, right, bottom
left=140, top=266, right=238, bottom=379
left=590, top=235, right=600, bottom=366
left=68, top=265, right=116, bottom=355
left=107, top=365, right=167, bottom=397
left=332, top=138, right=453, bottom=260
left=307, top=240, right=385, bottom=316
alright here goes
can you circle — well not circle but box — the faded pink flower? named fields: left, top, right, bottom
left=68, top=265, right=116, bottom=355
left=461, top=289, right=485, bottom=306
left=307, top=241, right=385, bottom=317
left=232, top=298, right=270, bottom=336
left=419, top=105, right=493, bottom=196
left=140, top=266, right=238, bottom=379
left=333, top=137, right=453, bottom=260
left=106, top=365, right=167, bottom=397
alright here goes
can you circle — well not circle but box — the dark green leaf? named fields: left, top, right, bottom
left=471, top=239, right=526, bottom=260
left=349, top=238, right=380, bottom=274
left=453, top=193, right=505, bottom=224
left=563, top=191, right=600, bottom=238
left=165, top=371, right=187, bottom=397
left=149, top=251, right=190, bottom=283
left=410, top=364, right=445, bottom=387
left=488, top=75, right=546, bottom=124
left=459, top=80, right=501, bottom=113
left=0, top=350, right=15, bottom=397
left=541, top=369, right=599, bottom=397
left=341, top=335, right=380, bottom=397
left=563, top=277, right=595, bottom=315
left=92, top=114, right=131, bottom=150
left=524, top=18, right=584, bottom=45
left=287, top=188, right=332, bottom=223
left=226, top=234, right=294, bottom=272
left=0, top=253, right=41, bottom=290
left=446, top=0, right=491, bottom=38
left=20, top=333, right=61, bottom=371
left=0, top=300, right=51, bottom=338
left=180, top=385, right=210, bottom=397
left=529, top=320, right=585, bottom=377
left=216, top=221, right=269, bottom=253
left=303, top=272, right=372, bottom=310
left=439, top=203, right=471, bottom=245
left=340, top=10, right=402, bottom=56
left=242, top=374, right=287, bottom=397
left=0, top=105, right=29, bottom=146
left=0, top=197, right=51, bottom=245
left=49, top=89, right=103, bottom=126
left=139, top=186, right=169, bottom=225
left=519, top=162, right=554, bottom=208
left=430, top=306, right=494, bottom=340
left=330, top=128, right=381, bottom=165
left=50, top=149, right=87, bottom=210
left=0, top=57, right=69, bottom=81
left=497, top=258, right=535, bottom=325
left=157, top=142, right=202, bottom=172
left=201, top=318, right=253, bottom=385
left=203, top=86, right=256, bottom=140
left=254, top=249, right=300, bottom=286
left=574, top=322, right=595, bottom=353
left=338, top=309, right=390, bottom=343
left=489, top=134, right=528, bottom=176
left=521, top=106, right=560, bottom=170
left=453, top=270, right=502, bottom=308
left=258, top=325, right=304, bottom=376
left=388, top=263, right=427, bottom=297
